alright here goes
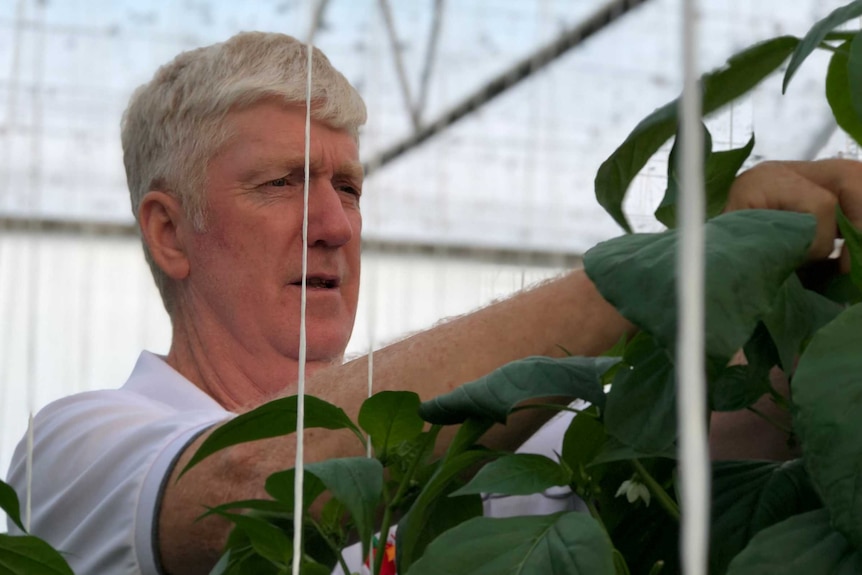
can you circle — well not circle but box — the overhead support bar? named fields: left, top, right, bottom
left=364, top=0, right=653, bottom=176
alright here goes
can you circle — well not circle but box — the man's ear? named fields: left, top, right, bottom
left=138, top=191, right=190, bottom=280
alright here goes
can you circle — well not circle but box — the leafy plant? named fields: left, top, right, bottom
left=184, top=1, right=862, bottom=573
left=0, top=478, right=75, bottom=575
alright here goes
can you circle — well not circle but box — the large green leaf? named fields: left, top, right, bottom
left=793, top=303, right=862, bottom=549
left=584, top=210, right=815, bottom=362
left=358, top=391, right=424, bottom=463
left=710, top=460, right=822, bottom=575
left=762, top=274, right=843, bottom=375
left=783, top=0, right=862, bottom=92
left=407, top=492, right=484, bottom=565
left=604, top=334, right=677, bottom=454
left=596, top=36, right=798, bottom=232
left=396, top=449, right=498, bottom=572
left=419, top=356, right=615, bottom=425
left=405, top=512, right=615, bottom=575
left=0, top=535, right=75, bottom=575
left=452, top=453, right=571, bottom=497
left=655, top=128, right=754, bottom=229
left=0, top=480, right=25, bottom=533
left=304, top=457, right=383, bottom=561
left=727, top=509, right=862, bottom=574
left=181, top=395, right=363, bottom=476
left=826, top=40, right=862, bottom=146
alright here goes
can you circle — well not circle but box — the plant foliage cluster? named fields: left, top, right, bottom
left=6, top=2, right=862, bottom=574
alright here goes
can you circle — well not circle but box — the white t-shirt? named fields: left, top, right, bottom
left=6, top=352, right=578, bottom=574
left=5, top=351, right=231, bottom=575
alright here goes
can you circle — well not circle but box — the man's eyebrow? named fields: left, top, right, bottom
left=237, top=156, right=304, bottom=183
left=238, top=158, right=364, bottom=183
left=335, top=161, right=364, bottom=181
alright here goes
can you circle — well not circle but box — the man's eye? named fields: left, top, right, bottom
left=269, top=177, right=290, bottom=187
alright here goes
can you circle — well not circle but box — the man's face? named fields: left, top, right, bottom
left=182, top=99, right=363, bottom=365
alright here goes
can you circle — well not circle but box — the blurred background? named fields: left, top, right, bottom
left=0, top=0, right=856, bottom=479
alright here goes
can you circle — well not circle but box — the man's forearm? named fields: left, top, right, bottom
left=158, top=269, right=632, bottom=573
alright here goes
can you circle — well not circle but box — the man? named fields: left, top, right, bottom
left=6, top=31, right=862, bottom=575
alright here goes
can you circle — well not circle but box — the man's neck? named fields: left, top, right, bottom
left=165, top=313, right=337, bottom=412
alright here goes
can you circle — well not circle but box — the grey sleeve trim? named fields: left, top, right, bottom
left=151, top=425, right=215, bottom=575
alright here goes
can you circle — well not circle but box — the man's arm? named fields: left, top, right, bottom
left=158, top=269, right=633, bottom=574
left=160, top=158, right=862, bottom=574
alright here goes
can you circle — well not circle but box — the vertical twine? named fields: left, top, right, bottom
left=677, top=0, right=710, bottom=573
left=290, top=12, right=317, bottom=574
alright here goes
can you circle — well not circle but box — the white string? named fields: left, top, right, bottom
left=291, top=21, right=316, bottom=575
left=677, top=1, right=710, bottom=574
left=24, top=0, right=46, bottom=534
left=366, top=254, right=377, bottom=459
left=24, top=413, right=33, bottom=531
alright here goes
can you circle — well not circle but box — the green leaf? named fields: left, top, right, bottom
left=710, top=460, right=822, bottom=575
left=0, top=535, right=75, bottom=575
left=837, top=205, right=862, bottom=292
left=405, top=512, right=615, bottom=575
left=826, top=40, right=862, bottom=146
left=656, top=128, right=754, bottom=229
left=419, top=356, right=615, bottom=425
left=358, top=391, right=424, bottom=463
left=588, top=437, right=676, bottom=467
left=181, top=395, right=362, bottom=476
left=783, top=0, right=862, bottom=92
left=702, top=136, right=755, bottom=217
left=561, top=407, right=610, bottom=492
left=709, top=323, right=776, bottom=412
left=584, top=210, right=815, bottom=362
left=792, top=303, right=862, bottom=549
left=604, top=334, right=677, bottom=454
left=264, top=469, right=327, bottom=514
left=654, top=123, right=712, bottom=229
left=0, top=479, right=25, bottom=533
left=396, top=449, right=498, bottom=572
left=727, top=509, right=862, bottom=574
left=452, top=453, right=571, bottom=497
left=411, top=492, right=484, bottom=563
left=304, top=457, right=383, bottom=561
left=596, top=36, right=798, bottom=231
left=762, top=274, right=843, bottom=375
left=612, top=550, right=631, bottom=575
left=197, top=498, right=295, bottom=523
left=205, top=510, right=292, bottom=567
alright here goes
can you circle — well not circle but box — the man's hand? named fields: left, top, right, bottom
left=725, top=159, right=862, bottom=267
left=711, top=158, right=862, bottom=461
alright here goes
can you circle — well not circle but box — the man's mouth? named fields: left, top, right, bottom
left=291, top=276, right=339, bottom=289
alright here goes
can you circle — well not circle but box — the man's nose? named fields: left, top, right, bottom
left=305, top=181, right=355, bottom=247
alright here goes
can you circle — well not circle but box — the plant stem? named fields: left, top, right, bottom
left=746, top=405, right=793, bottom=435
left=390, top=426, right=441, bottom=508
left=584, top=498, right=609, bottom=535
left=307, top=516, right=352, bottom=575
left=631, top=459, right=680, bottom=521
left=374, top=426, right=441, bottom=574
left=374, top=507, right=393, bottom=575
